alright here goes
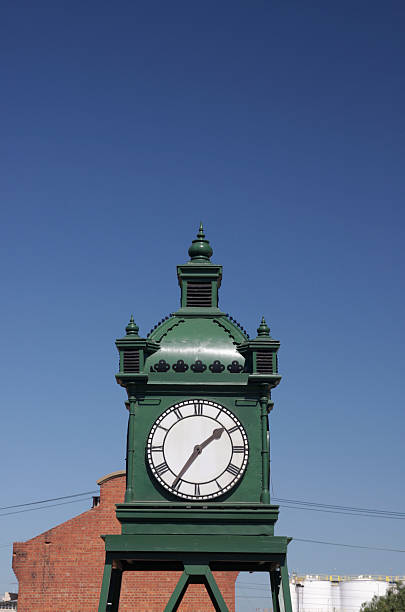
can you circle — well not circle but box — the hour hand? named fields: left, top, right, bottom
left=199, top=427, right=224, bottom=450
left=172, top=427, right=224, bottom=487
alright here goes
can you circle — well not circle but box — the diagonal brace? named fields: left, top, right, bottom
left=164, top=564, right=229, bottom=612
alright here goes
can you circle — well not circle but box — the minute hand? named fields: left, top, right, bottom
left=172, top=427, right=224, bottom=487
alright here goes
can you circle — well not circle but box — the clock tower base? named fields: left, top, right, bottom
left=98, top=504, right=293, bottom=611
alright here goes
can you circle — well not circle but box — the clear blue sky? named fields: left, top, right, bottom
left=1, top=1, right=404, bottom=608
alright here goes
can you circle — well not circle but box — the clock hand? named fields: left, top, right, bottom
left=172, top=427, right=224, bottom=487
left=198, top=426, right=224, bottom=451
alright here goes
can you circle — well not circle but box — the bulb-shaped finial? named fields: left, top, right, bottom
left=188, top=222, right=213, bottom=261
left=126, top=315, right=139, bottom=336
left=257, top=316, right=270, bottom=337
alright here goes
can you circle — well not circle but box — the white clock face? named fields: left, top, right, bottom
left=146, top=400, right=248, bottom=500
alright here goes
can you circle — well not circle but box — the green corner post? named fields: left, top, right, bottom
left=260, top=382, right=270, bottom=504
left=125, top=384, right=137, bottom=503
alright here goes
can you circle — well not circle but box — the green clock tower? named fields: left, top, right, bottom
left=98, top=225, right=293, bottom=612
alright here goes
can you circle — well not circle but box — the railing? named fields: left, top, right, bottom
left=290, top=574, right=405, bottom=583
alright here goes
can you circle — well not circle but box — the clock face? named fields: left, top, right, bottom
left=146, top=399, right=248, bottom=500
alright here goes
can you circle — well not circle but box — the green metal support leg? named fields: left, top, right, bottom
left=108, top=568, right=123, bottom=612
left=203, top=567, right=229, bottom=612
left=98, top=556, right=112, bottom=612
left=164, top=564, right=229, bottom=612
left=164, top=570, right=190, bottom=612
left=280, top=561, right=293, bottom=612
left=270, top=570, right=281, bottom=612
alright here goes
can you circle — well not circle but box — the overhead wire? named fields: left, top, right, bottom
left=0, top=491, right=98, bottom=511
left=273, top=497, right=405, bottom=518
left=1, top=491, right=404, bottom=554
left=0, top=497, right=93, bottom=518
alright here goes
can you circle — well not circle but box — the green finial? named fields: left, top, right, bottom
left=257, top=316, right=270, bottom=337
left=188, top=222, right=213, bottom=262
left=126, top=315, right=139, bottom=336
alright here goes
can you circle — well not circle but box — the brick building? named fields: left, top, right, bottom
left=13, top=471, right=237, bottom=611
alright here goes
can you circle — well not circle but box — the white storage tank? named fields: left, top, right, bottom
left=340, top=578, right=389, bottom=611
left=330, top=580, right=341, bottom=611
left=289, top=581, right=299, bottom=612
left=302, top=576, right=332, bottom=611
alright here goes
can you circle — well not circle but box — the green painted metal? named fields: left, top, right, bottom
left=188, top=222, right=213, bottom=262
left=280, top=560, right=293, bottom=612
left=259, top=389, right=270, bottom=504
left=97, top=225, right=293, bottom=611
left=124, top=390, right=136, bottom=503
left=164, top=570, right=189, bottom=612
left=164, top=564, right=229, bottom=612
left=102, top=534, right=290, bottom=555
left=98, top=555, right=112, bottom=612
left=203, top=566, right=230, bottom=612
left=270, top=570, right=281, bottom=612
left=115, top=502, right=279, bottom=536
left=108, top=569, right=122, bottom=612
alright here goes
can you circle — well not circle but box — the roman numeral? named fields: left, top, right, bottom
left=155, top=462, right=169, bottom=475
left=157, top=424, right=168, bottom=431
left=151, top=446, right=164, bottom=452
left=194, top=402, right=203, bottom=415
left=173, top=407, right=183, bottom=420
left=194, top=484, right=201, bottom=496
left=173, top=478, right=183, bottom=491
left=226, top=463, right=239, bottom=476
left=233, top=446, right=244, bottom=453
left=215, top=480, right=221, bottom=490
left=216, top=409, right=222, bottom=419
left=228, top=425, right=238, bottom=434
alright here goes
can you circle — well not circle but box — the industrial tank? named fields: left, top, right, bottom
left=340, top=578, right=389, bottom=611
left=330, top=580, right=341, bottom=611
left=302, top=577, right=332, bottom=611
left=289, top=581, right=298, bottom=612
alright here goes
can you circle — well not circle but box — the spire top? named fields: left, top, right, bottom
left=126, top=315, right=139, bottom=336
left=197, top=221, right=205, bottom=239
left=257, top=316, right=270, bottom=337
left=188, top=222, right=213, bottom=262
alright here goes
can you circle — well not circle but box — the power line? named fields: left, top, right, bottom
left=279, top=503, right=405, bottom=519
left=0, top=497, right=92, bottom=518
left=293, top=538, right=405, bottom=553
left=0, top=491, right=98, bottom=511
left=273, top=497, right=405, bottom=518
left=1, top=491, right=403, bottom=519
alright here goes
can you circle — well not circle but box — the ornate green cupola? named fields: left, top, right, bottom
left=115, top=315, right=159, bottom=384
left=238, top=316, right=281, bottom=385
left=98, top=225, right=293, bottom=612
left=177, top=223, right=222, bottom=311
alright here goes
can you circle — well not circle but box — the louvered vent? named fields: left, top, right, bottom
left=123, top=350, right=140, bottom=373
left=256, top=351, right=273, bottom=374
left=186, top=281, right=212, bottom=307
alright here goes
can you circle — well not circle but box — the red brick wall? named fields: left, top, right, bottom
left=13, top=473, right=237, bottom=611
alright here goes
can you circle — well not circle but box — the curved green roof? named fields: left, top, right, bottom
left=145, top=313, right=248, bottom=380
